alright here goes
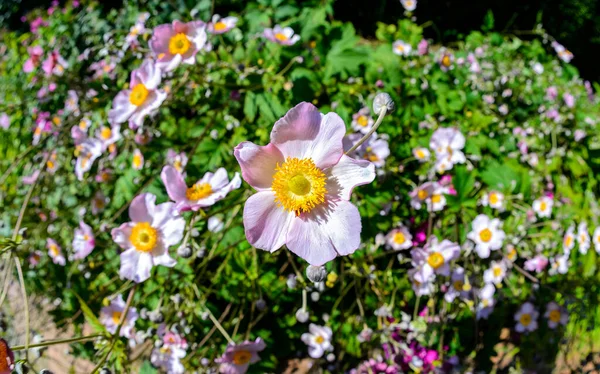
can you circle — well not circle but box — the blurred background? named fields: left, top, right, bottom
left=2, top=0, right=600, bottom=81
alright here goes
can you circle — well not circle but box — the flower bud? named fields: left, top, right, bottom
left=177, top=246, right=192, bottom=258
left=306, top=265, right=327, bottom=283
left=373, top=92, right=395, bottom=114
left=295, top=308, right=309, bottom=323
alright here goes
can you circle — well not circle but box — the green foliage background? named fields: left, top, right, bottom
left=1, top=0, right=600, bottom=372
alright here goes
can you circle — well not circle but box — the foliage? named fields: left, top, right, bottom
left=1, top=0, right=599, bottom=372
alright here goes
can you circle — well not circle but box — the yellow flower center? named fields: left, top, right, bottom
left=186, top=183, right=213, bottom=201
left=479, top=228, right=492, bottom=242
left=79, top=120, right=88, bottom=130
left=393, top=232, right=406, bottom=244
left=101, top=127, right=112, bottom=140
left=427, top=252, right=444, bottom=269
left=168, top=33, right=191, bottom=55
left=232, top=350, right=252, bottom=365
left=214, top=21, right=227, bottom=32
left=442, top=55, right=451, bottom=67
left=453, top=280, right=464, bottom=291
left=173, top=160, right=183, bottom=172
left=52, top=116, right=61, bottom=125
left=507, top=248, right=517, bottom=260
left=366, top=153, right=379, bottom=162
left=431, top=194, right=441, bottom=203
left=417, top=189, right=428, bottom=200
left=580, top=234, right=587, bottom=243
left=272, top=158, right=327, bottom=215
left=315, top=335, right=325, bottom=344
left=129, top=83, right=149, bottom=106
left=549, top=309, right=561, bottom=323
left=396, top=44, right=404, bottom=53
left=540, top=201, right=547, bottom=212
left=416, top=149, right=425, bottom=159
left=46, top=160, right=55, bottom=170
left=133, top=153, right=143, bottom=169
left=489, top=193, right=498, bottom=205
left=405, top=0, right=414, bottom=6
left=83, top=234, right=90, bottom=241
left=519, top=313, right=531, bottom=326
left=112, top=311, right=122, bottom=324
left=357, top=115, right=369, bottom=127
left=493, top=266, right=502, bottom=277
left=129, top=222, right=157, bottom=252
left=275, top=33, right=288, bottom=42
left=49, top=245, right=59, bottom=257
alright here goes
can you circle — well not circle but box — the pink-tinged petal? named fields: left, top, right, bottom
left=161, top=165, right=188, bottom=202
left=152, top=251, right=177, bottom=267
left=129, top=193, right=156, bottom=223
left=157, top=215, right=185, bottom=248
left=287, top=199, right=361, bottom=265
left=23, top=60, right=34, bottom=73
left=149, top=24, right=175, bottom=56
left=133, top=60, right=161, bottom=89
left=207, top=168, right=229, bottom=190
left=156, top=53, right=183, bottom=72
left=243, top=191, right=293, bottom=252
left=108, top=91, right=137, bottom=125
left=111, top=223, right=134, bottom=249
left=270, top=102, right=345, bottom=169
left=325, top=155, right=375, bottom=200
left=119, top=248, right=153, bottom=283
left=234, top=141, right=284, bottom=190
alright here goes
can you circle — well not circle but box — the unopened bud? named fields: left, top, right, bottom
left=306, top=265, right=327, bottom=283
left=373, top=92, right=395, bottom=114
left=295, top=308, right=309, bottom=323
left=177, top=246, right=192, bottom=258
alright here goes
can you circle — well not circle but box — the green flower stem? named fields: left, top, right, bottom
left=91, top=285, right=137, bottom=374
left=11, top=333, right=106, bottom=351
left=345, top=106, right=388, bottom=155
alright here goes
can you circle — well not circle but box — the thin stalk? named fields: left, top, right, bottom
left=91, top=285, right=136, bottom=373
left=11, top=333, right=105, bottom=351
left=205, top=305, right=235, bottom=345
left=345, top=107, right=388, bottom=155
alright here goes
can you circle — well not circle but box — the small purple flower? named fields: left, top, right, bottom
left=161, top=165, right=241, bottom=212
left=263, top=25, right=300, bottom=46
left=149, top=20, right=207, bottom=72
left=563, top=92, right=575, bottom=108
left=72, top=221, right=95, bottom=259
left=208, top=15, right=238, bottom=34
left=546, top=86, right=558, bottom=101
left=417, top=39, right=428, bottom=55
left=23, top=46, right=44, bottom=73
left=41, top=50, right=68, bottom=76
left=216, top=338, right=266, bottom=374
left=108, top=60, right=167, bottom=129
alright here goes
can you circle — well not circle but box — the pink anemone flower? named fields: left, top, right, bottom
left=263, top=25, right=300, bottom=46
left=161, top=165, right=241, bottom=212
left=72, top=221, right=95, bottom=259
left=149, top=20, right=207, bottom=72
left=216, top=338, right=266, bottom=374
left=23, top=46, right=44, bottom=73
left=234, top=102, right=376, bottom=266
left=108, top=60, right=167, bottom=129
left=111, top=193, right=184, bottom=283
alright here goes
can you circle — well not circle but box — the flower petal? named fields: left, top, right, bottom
left=129, top=193, right=156, bottom=223
left=161, top=165, right=188, bottom=202
left=326, top=155, right=375, bottom=200
left=120, top=249, right=153, bottom=283
left=243, top=191, right=293, bottom=252
left=270, top=102, right=345, bottom=169
left=234, top=141, right=284, bottom=190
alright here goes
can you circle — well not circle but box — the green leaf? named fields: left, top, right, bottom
left=244, top=91, right=257, bottom=122
left=139, top=360, right=158, bottom=374
left=74, top=293, right=106, bottom=334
